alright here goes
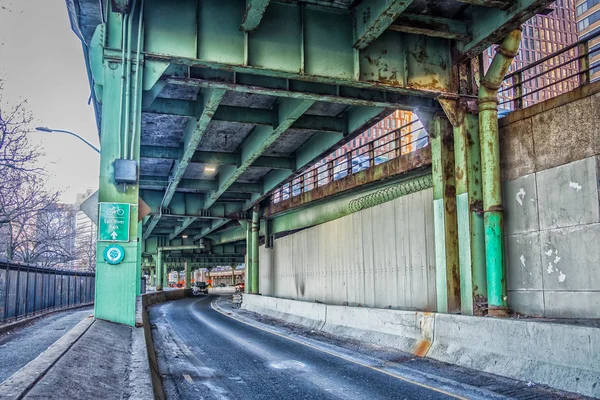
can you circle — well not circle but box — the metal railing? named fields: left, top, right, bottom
left=271, top=120, right=428, bottom=204
left=500, top=29, right=600, bottom=111
left=0, top=260, right=95, bottom=324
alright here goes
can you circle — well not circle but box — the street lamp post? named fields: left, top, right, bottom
left=35, top=127, right=100, bottom=154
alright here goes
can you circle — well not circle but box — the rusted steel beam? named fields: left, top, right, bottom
left=264, top=147, right=432, bottom=217
left=240, top=0, right=271, bottom=32
left=455, top=0, right=511, bottom=8
left=352, top=0, right=414, bottom=50
left=388, top=13, right=469, bottom=41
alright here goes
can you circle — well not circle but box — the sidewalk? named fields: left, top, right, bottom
left=0, top=317, right=153, bottom=399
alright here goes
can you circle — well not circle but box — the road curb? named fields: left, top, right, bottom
left=0, top=315, right=94, bottom=399
left=242, top=294, right=600, bottom=398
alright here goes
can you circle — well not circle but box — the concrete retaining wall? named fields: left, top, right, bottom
left=259, top=188, right=436, bottom=311
left=500, top=83, right=600, bottom=318
left=243, top=294, right=600, bottom=398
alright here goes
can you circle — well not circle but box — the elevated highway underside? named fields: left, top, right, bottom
left=67, top=0, right=552, bottom=324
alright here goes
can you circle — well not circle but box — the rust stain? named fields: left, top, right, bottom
left=413, top=339, right=432, bottom=357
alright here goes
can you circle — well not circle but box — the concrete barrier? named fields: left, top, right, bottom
left=242, top=294, right=600, bottom=398
left=243, top=295, right=327, bottom=330
left=141, top=289, right=189, bottom=308
left=323, top=305, right=434, bottom=356
left=428, top=314, right=600, bottom=398
left=208, top=287, right=236, bottom=295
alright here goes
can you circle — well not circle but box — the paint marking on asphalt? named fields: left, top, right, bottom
left=183, top=374, right=194, bottom=384
left=210, top=299, right=468, bottom=400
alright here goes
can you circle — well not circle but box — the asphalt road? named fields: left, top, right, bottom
left=0, top=307, right=92, bottom=383
left=150, top=297, right=507, bottom=400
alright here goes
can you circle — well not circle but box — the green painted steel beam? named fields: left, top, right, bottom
left=352, top=0, right=414, bottom=50
left=162, top=89, right=226, bottom=208
left=139, top=176, right=263, bottom=194
left=143, top=89, right=225, bottom=239
left=428, top=113, right=460, bottom=314
left=204, top=98, right=314, bottom=210
left=455, top=0, right=511, bottom=8
left=169, top=216, right=197, bottom=240
left=140, top=145, right=294, bottom=170
left=458, top=0, right=552, bottom=58
left=145, top=100, right=347, bottom=134
left=245, top=106, right=388, bottom=211
left=250, top=206, right=260, bottom=294
left=240, top=0, right=271, bottom=32
left=167, top=77, right=443, bottom=111
left=388, top=13, right=469, bottom=41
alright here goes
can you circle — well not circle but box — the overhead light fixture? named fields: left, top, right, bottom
left=182, top=235, right=188, bottom=239
left=205, top=166, right=216, bottom=173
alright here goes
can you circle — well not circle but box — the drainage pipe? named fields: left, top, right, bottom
left=478, top=29, right=521, bottom=316
left=130, top=0, right=144, bottom=160
left=251, top=206, right=260, bottom=294
left=123, top=0, right=137, bottom=159
left=118, top=12, right=128, bottom=159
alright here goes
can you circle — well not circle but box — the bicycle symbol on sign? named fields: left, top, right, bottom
left=106, top=206, right=125, bottom=217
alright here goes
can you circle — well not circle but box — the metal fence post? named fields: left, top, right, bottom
left=578, top=41, right=590, bottom=86
left=3, top=264, right=10, bottom=322
left=513, top=71, right=523, bottom=111
left=368, top=142, right=375, bottom=167
left=33, top=270, right=37, bottom=315
left=15, top=266, right=21, bottom=319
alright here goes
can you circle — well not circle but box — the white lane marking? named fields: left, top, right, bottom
left=183, top=374, right=194, bottom=384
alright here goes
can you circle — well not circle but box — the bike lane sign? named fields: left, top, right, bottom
left=98, top=202, right=130, bottom=242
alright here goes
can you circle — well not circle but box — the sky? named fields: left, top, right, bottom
left=0, top=0, right=99, bottom=204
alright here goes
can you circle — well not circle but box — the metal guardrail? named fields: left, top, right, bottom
left=0, top=261, right=95, bottom=324
left=500, top=29, right=600, bottom=111
left=271, top=120, right=428, bottom=204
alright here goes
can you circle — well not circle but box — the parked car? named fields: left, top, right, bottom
left=234, top=282, right=245, bottom=292
left=193, top=281, right=208, bottom=295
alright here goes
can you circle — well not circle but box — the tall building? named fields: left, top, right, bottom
left=576, top=0, right=600, bottom=80
left=485, top=0, right=580, bottom=109
left=75, top=189, right=97, bottom=272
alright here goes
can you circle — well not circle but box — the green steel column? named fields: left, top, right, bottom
left=431, top=115, right=460, bottom=313
left=136, top=221, right=142, bottom=295
left=150, top=266, right=156, bottom=287
left=479, top=29, right=521, bottom=316
left=94, top=7, right=144, bottom=326
left=185, top=258, right=192, bottom=289
left=251, top=206, right=260, bottom=294
left=156, top=250, right=163, bottom=291
left=453, top=109, right=487, bottom=315
left=244, top=221, right=252, bottom=294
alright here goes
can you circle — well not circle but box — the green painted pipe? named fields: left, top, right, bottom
left=251, top=206, right=260, bottom=294
left=245, top=222, right=251, bottom=294
left=478, top=29, right=521, bottom=316
left=156, top=250, right=163, bottom=291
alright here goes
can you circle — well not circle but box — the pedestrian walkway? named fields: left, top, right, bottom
left=0, top=317, right=153, bottom=399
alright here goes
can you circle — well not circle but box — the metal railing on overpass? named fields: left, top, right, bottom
left=500, top=29, right=600, bottom=111
left=271, top=120, right=428, bottom=204
left=0, top=260, right=95, bottom=324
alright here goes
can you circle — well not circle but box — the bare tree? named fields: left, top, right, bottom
left=14, top=203, right=77, bottom=269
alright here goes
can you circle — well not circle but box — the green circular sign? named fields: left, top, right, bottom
left=104, top=244, right=125, bottom=265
